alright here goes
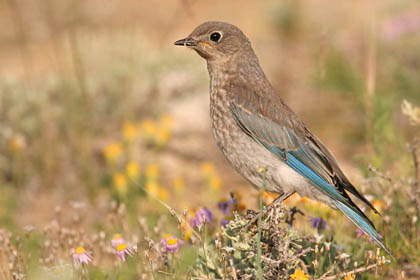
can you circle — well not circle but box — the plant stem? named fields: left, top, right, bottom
left=257, top=168, right=267, bottom=280
left=203, top=223, right=210, bottom=278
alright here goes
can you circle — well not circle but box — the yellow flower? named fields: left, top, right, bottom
left=200, top=162, right=215, bottom=176
left=122, top=122, right=138, bottom=142
left=159, top=114, right=173, bottom=129
left=263, top=192, right=279, bottom=205
left=156, top=128, right=170, bottom=145
left=290, top=268, right=309, bottom=280
left=208, top=175, right=221, bottom=190
left=180, top=220, right=193, bottom=241
left=145, top=163, right=159, bottom=180
left=284, top=193, right=300, bottom=205
left=113, top=173, right=128, bottom=195
left=174, top=175, right=185, bottom=193
left=371, top=199, right=386, bottom=213
left=344, top=273, right=355, bottom=280
left=8, top=134, right=26, bottom=153
left=158, top=187, right=169, bottom=201
left=141, top=119, right=157, bottom=136
left=112, top=233, right=122, bottom=240
left=126, top=161, right=140, bottom=179
left=146, top=181, right=159, bottom=197
left=104, top=142, right=123, bottom=163
left=116, top=243, right=127, bottom=252
left=75, top=246, right=86, bottom=254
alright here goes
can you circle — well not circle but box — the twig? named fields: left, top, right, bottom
left=317, top=261, right=390, bottom=280
left=409, top=136, right=420, bottom=213
left=129, top=177, right=202, bottom=242
left=286, top=207, right=305, bottom=226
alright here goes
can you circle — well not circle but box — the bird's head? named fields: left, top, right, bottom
left=174, top=21, right=253, bottom=63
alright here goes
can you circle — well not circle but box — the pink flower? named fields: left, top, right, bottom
left=161, top=234, right=182, bottom=253
left=111, top=233, right=125, bottom=248
left=72, top=246, right=92, bottom=265
left=355, top=228, right=383, bottom=244
left=115, top=243, right=134, bottom=262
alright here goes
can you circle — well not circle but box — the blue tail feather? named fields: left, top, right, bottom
left=334, top=200, right=394, bottom=259
left=281, top=151, right=394, bottom=259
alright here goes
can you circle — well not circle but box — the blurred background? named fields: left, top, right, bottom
left=0, top=0, right=419, bottom=279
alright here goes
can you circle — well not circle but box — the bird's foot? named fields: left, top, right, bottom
left=241, top=191, right=295, bottom=232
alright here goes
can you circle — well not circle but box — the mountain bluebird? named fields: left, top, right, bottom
left=175, top=21, right=392, bottom=257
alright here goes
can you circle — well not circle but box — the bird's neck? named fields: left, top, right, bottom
left=207, top=51, right=273, bottom=100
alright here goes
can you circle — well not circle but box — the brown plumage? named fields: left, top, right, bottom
left=175, top=21, right=393, bottom=258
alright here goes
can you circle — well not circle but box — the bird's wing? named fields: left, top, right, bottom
left=229, top=99, right=376, bottom=213
left=230, top=100, right=358, bottom=206
left=229, top=99, right=393, bottom=257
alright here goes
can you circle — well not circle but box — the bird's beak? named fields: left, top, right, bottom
left=174, top=37, right=197, bottom=47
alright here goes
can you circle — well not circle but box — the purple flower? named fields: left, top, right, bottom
left=308, top=216, right=327, bottom=230
left=217, top=199, right=234, bottom=215
left=161, top=234, right=182, bottom=253
left=221, top=215, right=234, bottom=228
left=72, top=246, right=92, bottom=265
left=190, top=208, right=213, bottom=228
left=355, top=228, right=382, bottom=244
left=221, top=218, right=229, bottom=227
left=115, top=243, right=134, bottom=262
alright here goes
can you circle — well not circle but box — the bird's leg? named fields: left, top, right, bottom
left=242, top=191, right=295, bottom=231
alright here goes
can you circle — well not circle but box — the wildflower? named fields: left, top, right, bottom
left=159, top=114, right=173, bottom=129
left=146, top=181, right=159, bottom=197
left=221, top=215, right=234, bottom=227
left=72, top=246, right=92, bottom=265
left=308, top=216, right=327, bottom=230
left=262, top=191, right=278, bottom=205
left=200, top=162, right=215, bottom=176
left=208, top=175, right=222, bottom=190
left=344, top=273, right=356, bottom=280
left=290, top=268, right=309, bottom=280
left=111, top=233, right=125, bottom=248
left=161, top=234, right=182, bottom=253
left=217, top=199, right=234, bottom=215
left=116, top=242, right=134, bottom=262
left=141, top=119, right=157, bottom=136
left=355, top=228, right=382, bottom=243
left=230, top=190, right=247, bottom=214
left=103, top=142, right=123, bottom=163
left=145, top=163, right=159, bottom=180
left=180, top=220, right=194, bottom=241
left=8, top=134, right=26, bottom=153
left=113, top=173, right=128, bottom=195
left=158, top=187, right=169, bottom=201
left=126, top=161, right=140, bottom=179
left=174, top=175, right=185, bottom=194
left=371, top=199, right=386, bottom=213
left=190, top=208, right=213, bottom=227
left=156, top=128, right=170, bottom=145
left=122, top=122, right=138, bottom=142
left=284, top=193, right=300, bottom=205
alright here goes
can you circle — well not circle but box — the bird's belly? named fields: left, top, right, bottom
left=211, top=118, right=335, bottom=208
left=211, top=118, right=305, bottom=194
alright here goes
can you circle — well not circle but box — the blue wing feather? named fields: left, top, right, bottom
left=230, top=102, right=394, bottom=258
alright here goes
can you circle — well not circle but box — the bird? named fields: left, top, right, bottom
left=174, top=21, right=393, bottom=258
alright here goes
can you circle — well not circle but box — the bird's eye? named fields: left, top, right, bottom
left=210, top=32, right=222, bottom=42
